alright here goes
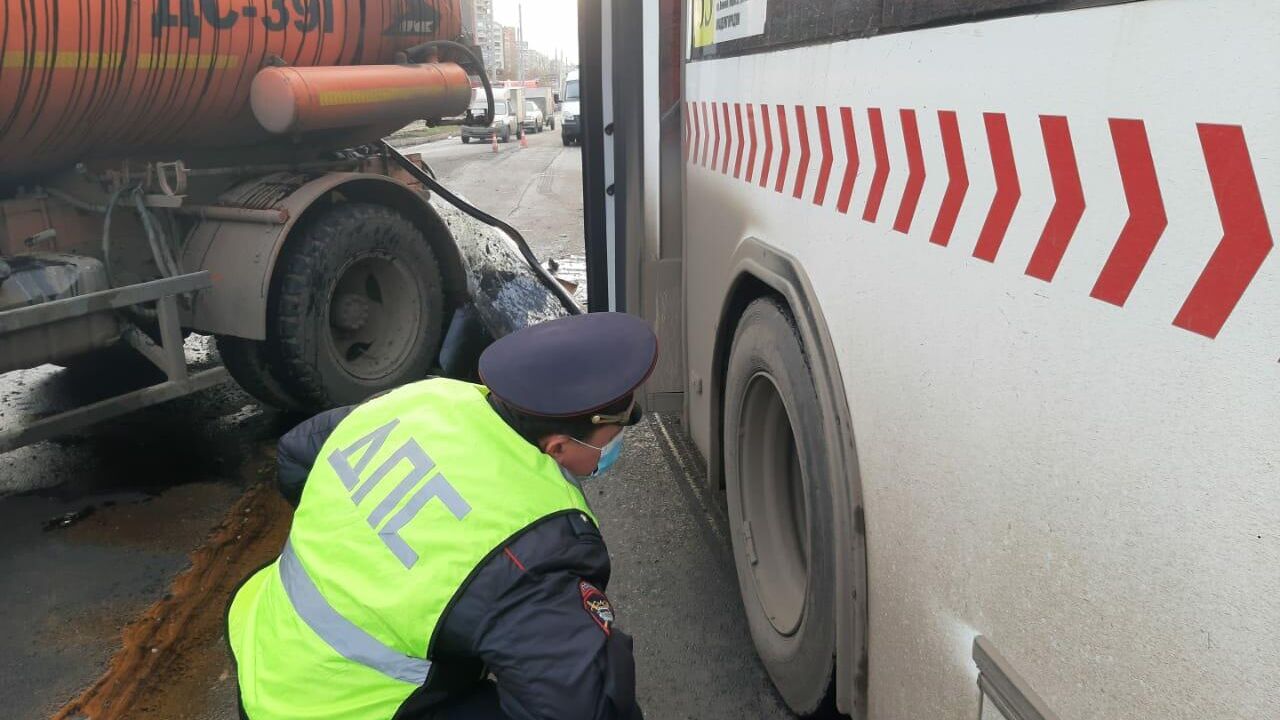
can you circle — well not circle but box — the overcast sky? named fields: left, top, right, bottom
left=492, top=0, right=579, bottom=65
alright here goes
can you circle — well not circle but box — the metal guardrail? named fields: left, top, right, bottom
left=0, top=271, right=231, bottom=453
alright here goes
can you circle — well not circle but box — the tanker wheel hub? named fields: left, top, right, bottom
left=331, top=293, right=372, bottom=332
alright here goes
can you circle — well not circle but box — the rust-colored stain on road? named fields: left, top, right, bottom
left=53, top=482, right=293, bottom=720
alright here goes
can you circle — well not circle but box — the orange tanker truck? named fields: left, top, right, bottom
left=0, top=0, right=567, bottom=450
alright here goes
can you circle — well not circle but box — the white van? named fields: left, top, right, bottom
left=560, top=70, right=580, bottom=145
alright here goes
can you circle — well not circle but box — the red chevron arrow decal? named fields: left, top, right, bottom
left=1173, top=124, right=1274, bottom=338
left=691, top=102, right=700, bottom=165
left=863, top=108, right=889, bottom=222
left=973, top=113, right=1020, bottom=262
left=793, top=106, right=812, bottom=199
left=930, top=110, right=969, bottom=246
left=893, top=109, right=926, bottom=233
left=746, top=103, right=758, bottom=183
left=711, top=101, right=722, bottom=170
left=1026, top=116, right=1086, bottom=281
left=1091, top=119, right=1167, bottom=306
left=775, top=104, right=791, bottom=194
left=760, top=103, right=774, bottom=189
left=683, top=102, right=691, bottom=163
left=701, top=101, right=711, bottom=168
left=734, top=103, right=746, bottom=179
left=813, top=106, right=834, bottom=206
left=721, top=103, right=734, bottom=175
left=836, top=107, right=860, bottom=215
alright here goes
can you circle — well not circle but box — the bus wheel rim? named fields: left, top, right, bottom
left=738, top=370, right=809, bottom=637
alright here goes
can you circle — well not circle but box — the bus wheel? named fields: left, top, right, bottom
left=724, top=298, right=837, bottom=715
left=269, top=203, right=445, bottom=410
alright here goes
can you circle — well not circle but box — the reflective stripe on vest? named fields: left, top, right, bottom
left=278, top=539, right=432, bottom=684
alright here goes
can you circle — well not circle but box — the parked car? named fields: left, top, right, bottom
left=525, top=87, right=556, bottom=129
left=461, top=101, right=519, bottom=143
left=522, top=101, right=545, bottom=134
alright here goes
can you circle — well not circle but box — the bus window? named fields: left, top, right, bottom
left=690, top=0, right=1138, bottom=60
left=882, top=0, right=1055, bottom=29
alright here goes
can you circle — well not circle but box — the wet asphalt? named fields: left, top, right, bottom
left=0, top=127, right=793, bottom=719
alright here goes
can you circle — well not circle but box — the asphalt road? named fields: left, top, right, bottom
left=0, top=126, right=793, bottom=719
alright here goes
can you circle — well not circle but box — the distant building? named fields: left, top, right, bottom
left=503, top=27, right=518, bottom=79
left=471, top=0, right=504, bottom=76
left=460, top=0, right=476, bottom=42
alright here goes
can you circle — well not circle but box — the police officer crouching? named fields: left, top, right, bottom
left=227, top=312, right=655, bottom=720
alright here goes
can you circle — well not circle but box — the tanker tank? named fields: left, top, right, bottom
left=0, top=0, right=464, bottom=182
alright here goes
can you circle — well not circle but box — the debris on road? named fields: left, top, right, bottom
left=545, top=255, right=589, bottom=306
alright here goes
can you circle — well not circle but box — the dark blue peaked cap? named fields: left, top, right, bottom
left=479, top=312, right=658, bottom=418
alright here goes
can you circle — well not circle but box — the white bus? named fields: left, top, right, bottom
left=578, top=1, right=1279, bottom=718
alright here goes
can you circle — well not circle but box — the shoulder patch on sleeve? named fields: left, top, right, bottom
left=568, top=512, right=601, bottom=538
left=579, top=580, right=614, bottom=636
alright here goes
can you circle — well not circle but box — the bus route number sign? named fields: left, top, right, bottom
left=693, top=0, right=767, bottom=48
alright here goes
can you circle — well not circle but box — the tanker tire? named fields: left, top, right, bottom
left=724, top=298, right=838, bottom=716
left=462, top=136, right=471, bottom=144
left=216, top=335, right=306, bottom=412
left=270, top=203, right=444, bottom=411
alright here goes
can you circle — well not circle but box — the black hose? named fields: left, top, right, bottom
left=390, top=41, right=579, bottom=314
left=396, top=39, right=495, bottom=128
left=380, top=140, right=583, bottom=316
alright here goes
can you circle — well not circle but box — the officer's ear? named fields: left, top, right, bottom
left=539, top=434, right=573, bottom=461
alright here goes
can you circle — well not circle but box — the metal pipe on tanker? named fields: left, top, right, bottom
left=250, top=63, right=473, bottom=135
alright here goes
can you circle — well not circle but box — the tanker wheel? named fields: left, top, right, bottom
left=269, top=203, right=444, bottom=410
left=462, top=136, right=471, bottom=144
left=216, top=335, right=306, bottom=412
left=724, top=298, right=838, bottom=715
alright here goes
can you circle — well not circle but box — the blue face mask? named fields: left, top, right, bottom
left=573, top=430, right=626, bottom=477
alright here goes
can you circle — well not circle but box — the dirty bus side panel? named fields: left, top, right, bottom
left=611, top=0, right=1279, bottom=718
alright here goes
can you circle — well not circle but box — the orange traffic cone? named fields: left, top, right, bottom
left=519, top=129, right=528, bottom=148
left=491, top=131, right=499, bottom=153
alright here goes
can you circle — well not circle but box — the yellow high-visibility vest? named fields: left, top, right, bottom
left=228, top=378, right=596, bottom=719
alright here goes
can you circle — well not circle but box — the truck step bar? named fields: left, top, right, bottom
left=0, top=271, right=229, bottom=453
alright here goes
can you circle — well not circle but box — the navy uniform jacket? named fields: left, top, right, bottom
left=275, top=407, right=643, bottom=720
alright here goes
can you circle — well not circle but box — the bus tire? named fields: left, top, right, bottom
left=724, top=297, right=837, bottom=715
left=269, top=202, right=445, bottom=411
